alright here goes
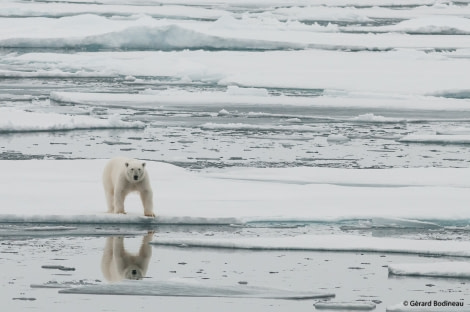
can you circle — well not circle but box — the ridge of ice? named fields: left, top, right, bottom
left=0, top=21, right=306, bottom=51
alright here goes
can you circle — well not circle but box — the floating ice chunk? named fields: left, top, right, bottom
left=387, top=16, right=470, bottom=35
left=107, top=114, right=144, bottom=128
left=432, top=89, right=470, bottom=100
left=12, top=297, right=36, bottom=301
left=340, top=218, right=441, bottom=231
left=124, top=75, right=136, bottom=81
left=436, top=128, right=470, bottom=135
left=226, top=86, right=269, bottom=97
left=0, top=108, right=144, bottom=133
left=369, top=218, right=440, bottom=229
left=398, top=134, right=470, bottom=144
left=217, top=109, right=230, bottom=116
left=327, top=134, right=350, bottom=143
left=314, top=301, right=376, bottom=310
left=200, top=122, right=322, bottom=132
left=351, top=113, right=405, bottom=123
left=31, top=280, right=98, bottom=289
left=24, top=226, right=77, bottom=231
left=388, top=262, right=470, bottom=278
left=285, top=118, right=302, bottom=123
left=273, top=6, right=373, bottom=23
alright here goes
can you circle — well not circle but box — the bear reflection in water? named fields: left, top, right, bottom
left=101, top=233, right=153, bottom=282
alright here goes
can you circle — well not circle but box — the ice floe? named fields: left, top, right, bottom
left=350, top=113, right=407, bottom=123
left=200, top=123, right=323, bottom=133
left=389, top=262, right=470, bottom=279
left=31, top=280, right=98, bottom=289
left=0, top=108, right=144, bottom=133
left=2, top=49, right=469, bottom=95
left=399, top=134, right=470, bottom=144
left=150, top=234, right=470, bottom=257
left=1, top=160, right=470, bottom=225
left=24, top=226, right=78, bottom=231
left=49, top=90, right=470, bottom=114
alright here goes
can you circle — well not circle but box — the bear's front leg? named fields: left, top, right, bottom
left=105, top=189, right=115, bottom=213
left=140, top=190, right=154, bottom=217
left=113, top=188, right=127, bottom=214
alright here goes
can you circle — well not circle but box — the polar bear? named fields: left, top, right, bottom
left=102, top=157, right=155, bottom=217
left=101, top=234, right=153, bottom=282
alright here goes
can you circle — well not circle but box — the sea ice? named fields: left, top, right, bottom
left=1, top=160, right=470, bottom=225
left=0, top=108, right=144, bottom=133
left=151, top=234, right=470, bottom=257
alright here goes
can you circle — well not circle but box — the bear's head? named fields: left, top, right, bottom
left=125, top=160, right=146, bottom=183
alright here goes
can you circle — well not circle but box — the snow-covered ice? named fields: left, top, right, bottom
left=0, top=108, right=144, bottom=133
left=5, top=49, right=469, bottom=95
left=1, top=160, right=470, bottom=224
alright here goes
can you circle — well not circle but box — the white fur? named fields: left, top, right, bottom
left=102, top=157, right=154, bottom=217
left=101, top=234, right=153, bottom=282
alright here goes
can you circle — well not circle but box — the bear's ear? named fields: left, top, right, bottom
left=142, top=162, right=146, bottom=168
left=125, top=162, right=129, bottom=167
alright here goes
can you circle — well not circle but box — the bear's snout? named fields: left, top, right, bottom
left=133, top=175, right=138, bottom=181
left=132, top=269, right=137, bottom=275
